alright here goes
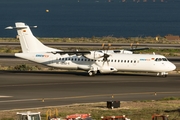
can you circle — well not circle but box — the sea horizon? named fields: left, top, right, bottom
left=0, top=0, right=180, bottom=38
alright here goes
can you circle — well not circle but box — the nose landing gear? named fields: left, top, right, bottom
left=157, top=72, right=168, bottom=77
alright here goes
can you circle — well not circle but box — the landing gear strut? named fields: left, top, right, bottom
left=157, top=72, right=168, bottom=77
left=88, top=71, right=97, bottom=76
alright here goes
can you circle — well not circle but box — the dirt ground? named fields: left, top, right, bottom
left=0, top=100, right=180, bottom=120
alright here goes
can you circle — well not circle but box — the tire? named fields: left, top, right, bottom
left=88, top=71, right=95, bottom=76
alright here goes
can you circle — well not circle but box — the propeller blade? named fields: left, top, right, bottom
left=102, top=43, right=105, bottom=50
left=102, top=58, right=109, bottom=66
left=130, top=43, right=133, bottom=49
left=136, top=42, right=139, bottom=48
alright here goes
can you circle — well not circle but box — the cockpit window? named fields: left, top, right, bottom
left=155, top=58, right=168, bottom=61
left=158, top=58, right=162, bottom=61
left=162, top=58, right=168, bottom=61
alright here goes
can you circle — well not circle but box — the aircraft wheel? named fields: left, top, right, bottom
left=88, top=71, right=95, bottom=76
left=163, top=74, right=167, bottom=78
left=161, top=72, right=168, bottom=78
left=156, top=72, right=160, bottom=76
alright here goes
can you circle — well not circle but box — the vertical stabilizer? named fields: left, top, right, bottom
left=15, top=22, right=59, bottom=53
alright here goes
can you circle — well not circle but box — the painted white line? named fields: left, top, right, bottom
left=0, top=96, right=12, bottom=98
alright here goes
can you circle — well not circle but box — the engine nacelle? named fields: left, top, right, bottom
left=84, top=51, right=104, bottom=60
left=99, top=66, right=117, bottom=73
left=120, top=50, right=133, bottom=54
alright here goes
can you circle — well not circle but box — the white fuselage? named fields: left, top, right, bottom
left=15, top=52, right=176, bottom=73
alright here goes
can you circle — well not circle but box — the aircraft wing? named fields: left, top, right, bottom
left=51, top=51, right=91, bottom=55
left=51, top=50, right=106, bottom=60
left=126, top=47, right=149, bottom=51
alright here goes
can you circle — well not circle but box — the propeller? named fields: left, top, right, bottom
left=130, top=42, right=139, bottom=50
left=101, top=43, right=111, bottom=65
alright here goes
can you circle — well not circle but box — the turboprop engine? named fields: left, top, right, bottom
left=84, top=51, right=109, bottom=60
left=99, top=66, right=117, bottom=73
left=84, top=43, right=112, bottom=60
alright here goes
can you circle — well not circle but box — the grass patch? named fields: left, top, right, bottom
left=161, top=97, right=180, bottom=101
left=134, top=48, right=180, bottom=56
left=0, top=99, right=180, bottom=120
left=13, top=64, right=42, bottom=71
left=0, top=64, right=42, bottom=71
left=0, top=36, right=180, bottom=44
left=0, top=46, right=21, bottom=53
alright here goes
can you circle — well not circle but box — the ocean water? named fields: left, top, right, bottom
left=0, top=0, right=180, bottom=38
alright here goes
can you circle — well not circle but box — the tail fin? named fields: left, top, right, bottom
left=15, top=22, right=59, bottom=53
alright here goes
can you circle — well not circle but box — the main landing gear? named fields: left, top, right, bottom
left=157, top=72, right=168, bottom=77
left=88, top=71, right=97, bottom=76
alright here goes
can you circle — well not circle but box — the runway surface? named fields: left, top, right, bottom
left=0, top=71, right=179, bottom=111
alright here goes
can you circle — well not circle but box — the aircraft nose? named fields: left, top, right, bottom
left=169, top=63, right=176, bottom=71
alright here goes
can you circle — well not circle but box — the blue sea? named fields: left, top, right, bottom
left=0, top=0, right=180, bottom=38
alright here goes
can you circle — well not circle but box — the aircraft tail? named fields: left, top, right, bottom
left=15, top=22, right=59, bottom=53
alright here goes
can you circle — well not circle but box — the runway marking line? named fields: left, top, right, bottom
left=0, top=91, right=180, bottom=103
left=0, top=95, right=12, bottom=98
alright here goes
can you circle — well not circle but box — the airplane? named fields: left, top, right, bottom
left=5, top=22, right=176, bottom=77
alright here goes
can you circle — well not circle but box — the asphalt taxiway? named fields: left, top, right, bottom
left=0, top=71, right=179, bottom=111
